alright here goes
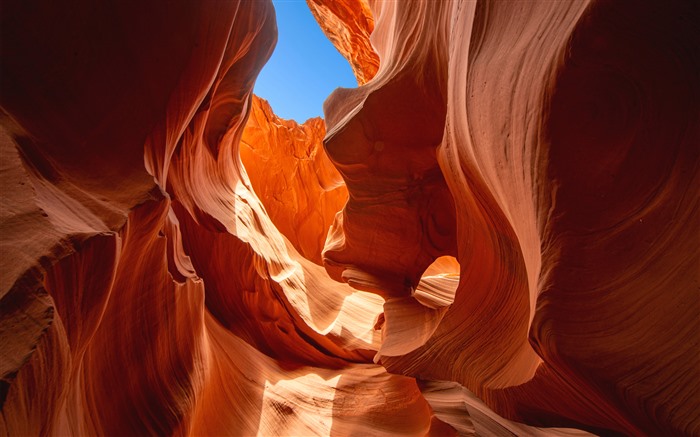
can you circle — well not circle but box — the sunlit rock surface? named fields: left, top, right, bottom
left=307, top=0, right=379, bottom=85
left=1, top=0, right=698, bottom=436
left=240, top=95, right=347, bottom=264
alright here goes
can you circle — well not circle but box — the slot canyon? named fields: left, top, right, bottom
left=1, top=0, right=698, bottom=435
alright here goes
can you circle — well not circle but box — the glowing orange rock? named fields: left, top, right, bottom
left=240, top=95, right=347, bottom=264
left=307, top=0, right=379, bottom=85
left=1, top=0, right=698, bottom=435
left=0, top=0, right=450, bottom=434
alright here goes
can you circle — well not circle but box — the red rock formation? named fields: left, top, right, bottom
left=0, top=0, right=436, bottom=434
left=1, top=0, right=698, bottom=436
left=240, top=96, right=347, bottom=264
left=322, top=1, right=458, bottom=301
left=307, top=0, right=379, bottom=85
left=319, top=0, right=699, bottom=435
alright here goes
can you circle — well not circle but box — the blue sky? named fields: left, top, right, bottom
left=254, top=0, right=358, bottom=121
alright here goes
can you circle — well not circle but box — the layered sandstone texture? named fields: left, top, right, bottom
left=1, top=0, right=698, bottom=436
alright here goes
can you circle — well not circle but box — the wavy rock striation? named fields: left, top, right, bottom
left=1, top=0, right=698, bottom=436
left=320, top=0, right=699, bottom=435
left=307, top=0, right=379, bottom=85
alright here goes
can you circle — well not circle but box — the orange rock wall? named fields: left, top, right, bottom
left=240, top=96, right=347, bottom=264
left=1, top=0, right=698, bottom=436
left=307, top=0, right=379, bottom=85
left=319, top=0, right=699, bottom=435
left=1, top=1, right=429, bottom=435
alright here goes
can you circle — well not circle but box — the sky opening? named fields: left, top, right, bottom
left=253, top=0, right=358, bottom=122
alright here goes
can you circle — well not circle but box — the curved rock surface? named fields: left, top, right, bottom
left=322, top=0, right=699, bottom=435
left=307, top=0, right=379, bottom=85
left=1, top=0, right=698, bottom=436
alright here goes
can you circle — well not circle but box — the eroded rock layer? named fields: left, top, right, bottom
left=307, top=0, right=379, bottom=85
left=321, top=0, right=699, bottom=435
left=240, top=96, right=347, bottom=264
left=1, top=0, right=698, bottom=436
